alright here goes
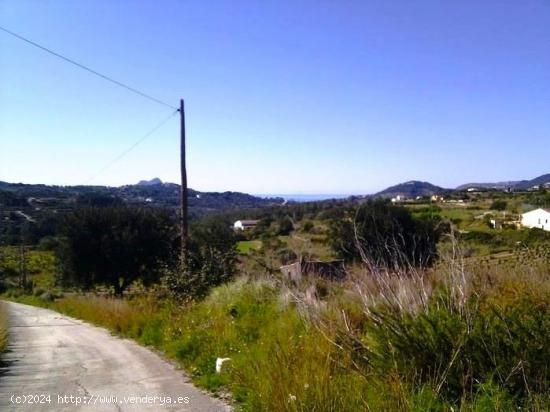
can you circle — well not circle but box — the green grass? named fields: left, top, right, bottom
left=237, top=240, right=262, bottom=254
left=278, top=233, right=334, bottom=261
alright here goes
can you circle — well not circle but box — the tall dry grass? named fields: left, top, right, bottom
left=296, top=238, right=550, bottom=411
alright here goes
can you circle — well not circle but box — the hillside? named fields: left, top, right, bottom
left=456, top=173, right=550, bottom=191
left=455, top=181, right=520, bottom=190
left=374, top=180, right=448, bottom=199
left=0, top=180, right=282, bottom=212
left=0, top=180, right=283, bottom=243
left=513, top=173, right=550, bottom=190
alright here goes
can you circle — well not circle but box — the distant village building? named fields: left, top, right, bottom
left=521, top=208, right=550, bottom=231
left=526, top=183, right=550, bottom=191
left=280, top=258, right=346, bottom=283
left=431, top=195, right=443, bottom=202
left=391, top=195, right=406, bottom=203
left=490, top=219, right=502, bottom=230
left=233, top=220, right=260, bottom=231
left=488, top=211, right=521, bottom=230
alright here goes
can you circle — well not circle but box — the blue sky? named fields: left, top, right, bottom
left=1, top=1, right=549, bottom=194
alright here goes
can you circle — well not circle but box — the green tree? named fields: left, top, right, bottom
left=58, top=207, right=175, bottom=296
left=276, top=216, right=294, bottom=236
left=490, top=200, right=508, bottom=211
left=252, top=217, right=273, bottom=236
left=329, top=200, right=443, bottom=268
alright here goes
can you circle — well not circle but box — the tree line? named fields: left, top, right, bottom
left=2, top=196, right=445, bottom=298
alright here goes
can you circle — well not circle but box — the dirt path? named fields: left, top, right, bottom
left=0, top=301, right=231, bottom=411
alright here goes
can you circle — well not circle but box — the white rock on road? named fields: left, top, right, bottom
left=0, top=301, right=231, bottom=411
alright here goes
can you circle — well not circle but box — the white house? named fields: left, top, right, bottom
left=233, top=220, right=260, bottom=231
left=521, top=208, right=550, bottom=231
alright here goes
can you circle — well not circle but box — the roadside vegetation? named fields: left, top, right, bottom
left=11, top=257, right=550, bottom=411
left=1, top=190, right=550, bottom=410
left=0, top=301, right=7, bottom=356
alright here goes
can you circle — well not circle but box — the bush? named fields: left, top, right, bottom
left=37, top=236, right=61, bottom=251
left=166, top=216, right=237, bottom=299
left=301, top=221, right=314, bottom=232
left=461, top=230, right=495, bottom=243
left=524, top=227, right=550, bottom=246
left=252, top=218, right=273, bottom=236
left=276, top=217, right=294, bottom=236
left=490, top=200, right=508, bottom=211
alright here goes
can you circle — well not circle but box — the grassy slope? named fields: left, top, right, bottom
left=236, top=240, right=262, bottom=254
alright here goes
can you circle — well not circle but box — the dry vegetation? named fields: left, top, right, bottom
left=13, top=247, right=550, bottom=411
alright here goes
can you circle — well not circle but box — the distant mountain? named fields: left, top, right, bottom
left=375, top=181, right=448, bottom=199
left=137, top=177, right=163, bottom=186
left=456, top=173, right=550, bottom=191
left=455, top=181, right=520, bottom=190
left=513, top=173, right=550, bottom=190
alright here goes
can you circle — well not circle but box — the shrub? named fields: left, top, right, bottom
left=461, top=230, right=495, bottom=243
left=490, top=200, right=508, bottom=211
left=524, top=227, right=550, bottom=246
left=166, top=216, right=237, bottom=299
left=302, top=221, right=314, bottom=232
left=276, top=217, right=294, bottom=236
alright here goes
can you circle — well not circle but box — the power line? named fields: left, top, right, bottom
left=0, top=25, right=177, bottom=110
left=84, top=109, right=179, bottom=184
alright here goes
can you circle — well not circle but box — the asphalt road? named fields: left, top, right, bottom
left=0, top=301, right=231, bottom=412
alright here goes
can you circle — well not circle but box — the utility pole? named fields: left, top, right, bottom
left=179, top=99, right=188, bottom=267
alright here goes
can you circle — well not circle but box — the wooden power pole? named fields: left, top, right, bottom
left=179, top=99, right=188, bottom=266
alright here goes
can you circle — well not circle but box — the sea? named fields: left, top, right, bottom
left=256, top=194, right=354, bottom=202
